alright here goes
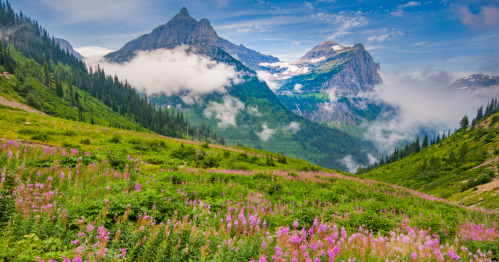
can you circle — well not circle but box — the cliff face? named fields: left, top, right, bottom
left=104, top=7, right=279, bottom=69
left=270, top=43, right=384, bottom=125
left=319, top=44, right=382, bottom=96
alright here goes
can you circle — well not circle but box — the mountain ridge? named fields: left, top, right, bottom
left=104, top=7, right=279, bottom=69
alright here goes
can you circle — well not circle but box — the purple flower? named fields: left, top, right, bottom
left=135, top=182, right=142, bottom=191
left=410, top=252, right=417, bottom=259
left=60, top=172, right=64, bottom=180
left=71, top=239, right=79, bottom=245
left=259, top=256, right=267, bottom=262
left=47, top=176, right=53, bottom=182
left=261, top=240, right=267, bottom=249
left=293, top=220, right=299, bottom=228
left=7, top=151, right=12, bottom=158
left=86, top=224, right=94, bottom=233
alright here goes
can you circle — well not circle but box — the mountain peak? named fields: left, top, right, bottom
left=180, top=7, right=189, bottom=16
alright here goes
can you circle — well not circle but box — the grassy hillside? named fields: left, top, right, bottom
left=0, top=48, right=145, bottom=130
left=0, top=106, right=498, bottom=261
left=355, top=112, right=499, bottom=211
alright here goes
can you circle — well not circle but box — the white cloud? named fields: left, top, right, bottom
left=452, top=4, right=499, bottom=29
left=237, top=28, right=252, bottom=32
left=86, top=46, right=240, bottom=96
left=291, top=41, right=301, bottom=45
left=256, top=71, right=281, bottom=90
left=412, top=42, right=426, bottom=46
left=256, top=124, right=276, bottom=141
left=284, top=121, right=301, bottom=133
left=247, top=105, right=263, bottom=117
left=37, top=0, right=150, bottom=24
left=294, top=84, right=303, bottom=91
left=339, top=155, right=360, bottom=173
left=391, top=1, right=421, bottom=17
left=303, top=2, right=314, bottom=9
left=75, top=46, right=115, bottom=57
left=401, top=1, right=420, bottom=8
left=367, top=34, right=390, bottom=42
left=311, top=11, right=369, bottom=40
left=204, top=96, right=245, bottom=128
left=367, top=30, right=404, bottom=42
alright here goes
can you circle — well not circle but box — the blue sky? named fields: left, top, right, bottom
left=11, top=0, right=499, bottom=75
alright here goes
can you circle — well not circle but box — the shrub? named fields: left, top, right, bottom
left=201, top=142, right=210, bottom=149
left=80, top=138, right=91, bottom=145
left=30, top=133, right=49, bottom=142
left=26, top=91, right=42, bottom=110
left=110, top=134, right=121, bottom=143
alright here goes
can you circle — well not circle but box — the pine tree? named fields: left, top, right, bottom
left=414, top=137, right=421, bottom=153
left=460, top=115, right=469, bottom=130
left=422, top=135, right=428, bottom=149
left=55, top=75, right=63, bottom=98
left=68, top=75, right=74, bottom=106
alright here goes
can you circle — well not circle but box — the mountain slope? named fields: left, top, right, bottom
left=355, top=103, right=499, bottom=211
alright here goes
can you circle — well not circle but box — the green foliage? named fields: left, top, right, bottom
left=80, top=138, right=91, bottom=145
left=110, top=134, right=121, bottom=143
left=461, top=171, right=495, bottom=192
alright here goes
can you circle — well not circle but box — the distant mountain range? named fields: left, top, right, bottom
left=451, top=73, right=499, bottom=91
left=54, top=38, right=84, bottom=60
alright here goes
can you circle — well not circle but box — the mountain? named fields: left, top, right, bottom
left=104, top=8, right=376, bottom=170
left=104, top=7, right=279, bottom=69
left=451, top=73, right=499, bottom=91
left=54, top=38, right=84, bottom=60
left=262, top=41, right=386, bottom=126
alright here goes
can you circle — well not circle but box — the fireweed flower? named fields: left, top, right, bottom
left=86, top=224, right=94, bottom=233
left=135, top=183, right=142, bottom=191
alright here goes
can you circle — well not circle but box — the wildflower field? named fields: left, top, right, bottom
left=0, top=112, right=498, bottom=262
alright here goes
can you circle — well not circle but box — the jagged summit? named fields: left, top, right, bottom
left=179, top=7, right=189, bottom=15
left=299, top=41, right=347, bottom=62
left=104, top=7, right=279, bottom=68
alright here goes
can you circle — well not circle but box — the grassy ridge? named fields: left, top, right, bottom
left=356, top=112, right=499, bottom=211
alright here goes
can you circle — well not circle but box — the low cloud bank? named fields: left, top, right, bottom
left=256, top=125, right=276, bottom=141
left=362, top=71, right=499, bottom=152
left=204, top=96, right=245, bottom=128
left=85, top=46, right=241, bottom=96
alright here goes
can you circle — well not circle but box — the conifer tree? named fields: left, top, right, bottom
left=422, top=135, right=428, bottom=149
left=460, top=115, right=469, bottom=130
left=55, top=75, right=63, bottom=98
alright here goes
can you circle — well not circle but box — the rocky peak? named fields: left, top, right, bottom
left=298, top=41, right=347, bottom=62
left=187, top=18, right=219, bottom=45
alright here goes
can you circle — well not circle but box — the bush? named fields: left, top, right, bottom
left=80, top=138, right=91, bottom=145
left=110, top=134, right=121, bottom=143
left=201, top=142, right=210, bottom=149
left=171, top=145, right=196, bottom=160
left=30, top=133, right=49, bottom=142
left=26, top=90, right=42, bottom=110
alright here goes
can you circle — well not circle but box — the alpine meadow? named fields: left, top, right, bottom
left=1, top=1, right=499, bottom=262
